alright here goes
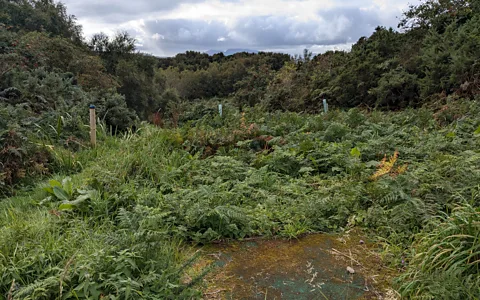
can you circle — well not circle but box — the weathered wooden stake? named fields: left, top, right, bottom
left=89, top=104, right=96, bottom=147
left=218, top=104, right=223, bottom=117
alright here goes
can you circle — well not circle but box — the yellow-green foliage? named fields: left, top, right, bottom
left=370, top=151, right=408, bottom=181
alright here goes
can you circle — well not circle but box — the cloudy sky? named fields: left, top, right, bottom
left=62, top=0, right=416, bottom=57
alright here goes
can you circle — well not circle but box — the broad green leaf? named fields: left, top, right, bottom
left=42, top=186, right=54, bottom=194
left=446, top=132, right=456, bottom=138
left=71, top=194, right=90, bottom=205
left=44, top=180, right=62, bottom=196
left=62, top=177, right=73, bottom=195
left=58, top=203, right=75, bottom=210
left=53, top=186, right=70, bottom=201
left=474, top=125, right=480, bottom=135
left=49, top=180, right=62, bottom=188
left=350, top=147, right=361, bottom=158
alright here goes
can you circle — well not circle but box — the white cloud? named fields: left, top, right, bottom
left=152, top=33, right=164, bottom=40
left=63, top=0, right=412, bottom=56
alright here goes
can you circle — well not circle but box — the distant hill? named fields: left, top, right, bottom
left=205, top=49, right=259, bottom=56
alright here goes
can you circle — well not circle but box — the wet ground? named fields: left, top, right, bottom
left=198, top=231, right=397, bottom=300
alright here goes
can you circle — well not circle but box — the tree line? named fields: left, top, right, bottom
left=2, top=0, right=479, bottom=127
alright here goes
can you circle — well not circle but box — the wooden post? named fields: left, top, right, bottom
left=89, top=105, right=96, bottom=147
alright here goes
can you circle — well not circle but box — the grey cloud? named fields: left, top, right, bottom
left=235, top=8, right=383, bottom=46
left=142, top=7, right=384, bottom=55
left=148, top=19, right=230, bottom=46
left=63, top=0, right=206, bottom=23
left=141, top=19, right=237, bottom=55
left=62, top=0, right=407, bottom=56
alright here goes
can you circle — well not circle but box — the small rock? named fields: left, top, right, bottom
left=359, top=240, right=365, bottom=245
left=346, top=266, right=355, bottom=274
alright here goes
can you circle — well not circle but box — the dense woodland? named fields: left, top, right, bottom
left=1, top=0, right=480, bottom=299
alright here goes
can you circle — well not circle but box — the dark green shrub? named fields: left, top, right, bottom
left=323, top=122, right=349, bottom=142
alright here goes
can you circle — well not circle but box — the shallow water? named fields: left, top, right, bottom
left=202, top=233, right=384, bottom=300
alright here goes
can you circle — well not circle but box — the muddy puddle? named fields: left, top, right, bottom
left=198, top=232, right=397, bottom=300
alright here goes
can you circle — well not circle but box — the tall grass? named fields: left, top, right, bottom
left=398, top=203, right=480, bottom=299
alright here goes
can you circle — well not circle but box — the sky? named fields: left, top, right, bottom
left=62, top=0, right=416, bottom=57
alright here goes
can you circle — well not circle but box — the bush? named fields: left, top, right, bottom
left=323, top=122, right=349, bottom=142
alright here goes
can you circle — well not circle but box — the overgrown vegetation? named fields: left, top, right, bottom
left=1, top=0, right=480, bottom=298
left=1, top=99, right=480, bottom=298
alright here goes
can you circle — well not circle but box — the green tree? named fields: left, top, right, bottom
left=328, top=27, right=402, bottom=107
left=89, top=31, right=136, bottom=73
left=370, top=65, right=420, bottom=108
left=399, top=0, right=476, bottom=33
left=0, top=0, right=82, bottom=43
left=419, top=14, right=480, bottom=97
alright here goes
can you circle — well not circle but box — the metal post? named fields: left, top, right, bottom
left=323, top=99, right=328, bottom=113
left=89, top=105, right=96, bottom=147
left=218, top=104, right=223, bottom=117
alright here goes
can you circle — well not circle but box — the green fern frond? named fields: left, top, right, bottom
left=214, top=206, right=248, bottom=224
left=13, top=276, right=58, bottom=299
